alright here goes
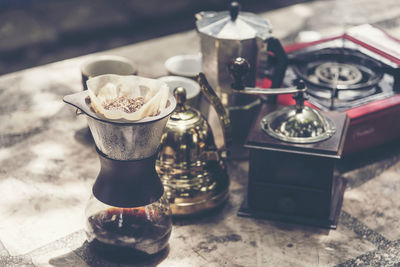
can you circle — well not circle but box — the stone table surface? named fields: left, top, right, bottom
left=2, top=0, right=400, bottom=266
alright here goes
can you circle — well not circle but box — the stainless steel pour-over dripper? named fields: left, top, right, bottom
left=63, top=90, right=176, bottom=206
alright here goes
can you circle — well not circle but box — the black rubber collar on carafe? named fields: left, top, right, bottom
left=92, top=149, right=164, bottom=208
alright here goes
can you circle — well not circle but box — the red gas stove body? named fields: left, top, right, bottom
left=266, top=25, right=400, bottom=155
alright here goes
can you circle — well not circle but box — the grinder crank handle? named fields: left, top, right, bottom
left=229, top=57, right=306, bottom=95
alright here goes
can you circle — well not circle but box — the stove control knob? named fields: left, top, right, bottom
left=229, top=57, right=250, bottom=90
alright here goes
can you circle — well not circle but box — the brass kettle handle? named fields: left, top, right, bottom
left=196, top=73, right=232, bottom=151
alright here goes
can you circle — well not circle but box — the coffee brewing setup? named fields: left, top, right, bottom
left=61, top=1, right=400, bottom=262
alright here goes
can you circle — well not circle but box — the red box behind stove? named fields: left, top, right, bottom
left=267, top=24, right=400, bottom=155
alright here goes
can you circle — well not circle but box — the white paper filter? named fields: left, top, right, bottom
left=87, top=74, right=169, bottom=121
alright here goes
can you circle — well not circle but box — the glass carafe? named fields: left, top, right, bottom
left=85, top=194, right=172, bottom=256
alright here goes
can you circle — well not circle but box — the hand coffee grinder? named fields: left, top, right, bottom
left=63, top=90, right=176, bottom=257
left=230, top=58, right=349, bottom=229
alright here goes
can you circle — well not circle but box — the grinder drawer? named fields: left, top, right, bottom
left=248, top=182, right=332, bottom=219
left=249, top=150, right=335, bottom=190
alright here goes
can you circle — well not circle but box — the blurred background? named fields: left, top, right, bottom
left=0, top=0, right=311, bottom=75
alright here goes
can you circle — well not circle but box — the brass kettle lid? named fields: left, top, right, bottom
left=168, top=87, right=203, bottom=127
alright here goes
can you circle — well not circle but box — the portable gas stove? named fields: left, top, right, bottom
left=269, top=24, right=400, bottom=155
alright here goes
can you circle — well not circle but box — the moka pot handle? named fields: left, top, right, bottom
left=264, top=37, right=289, bottom=88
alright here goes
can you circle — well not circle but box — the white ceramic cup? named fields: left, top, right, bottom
left=157, top=76, right=201, bottom=109
left=164, top=53, right=202, bottom=78
left=81, top=55, right=138, bottom=90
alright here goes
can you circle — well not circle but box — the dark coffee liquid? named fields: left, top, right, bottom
left=87, top=208, right=171, bottom=258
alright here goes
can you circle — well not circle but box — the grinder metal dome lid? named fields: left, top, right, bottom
left=195, top=1, right=272, bottom=40
left=261, top=98, right=336, bottom=144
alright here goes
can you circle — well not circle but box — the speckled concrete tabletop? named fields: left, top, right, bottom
left=2, top=0, right=400, bottom=266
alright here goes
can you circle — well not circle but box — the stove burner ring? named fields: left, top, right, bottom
left=291, top=48, right=384, bottom=91
left=314, top=62, right=363, bottom=86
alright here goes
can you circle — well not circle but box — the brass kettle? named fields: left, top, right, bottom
left=156, top=73, right=231, bottom=216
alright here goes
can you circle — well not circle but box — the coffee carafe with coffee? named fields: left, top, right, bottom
left=63, top=75, right=176, bottom=258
